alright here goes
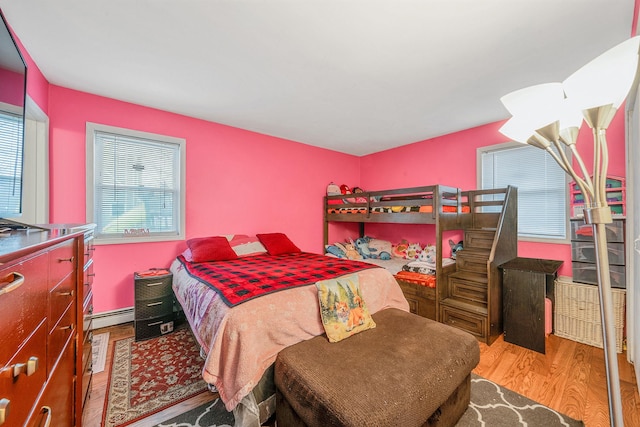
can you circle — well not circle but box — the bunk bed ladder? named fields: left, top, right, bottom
left=439, top=186, right=517, bottom=344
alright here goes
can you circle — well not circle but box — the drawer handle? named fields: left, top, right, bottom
left=87, top=273, right=96, bottom=277
left=57, top=290, right=75, bottom=297
left=147, top=321, right=163, bottom=326
left=0, top=273, right=24, bottom=296
left=12, top=356, right=39, bottom=378
left=147, top=301, right=164, bottom=307
left=0, top=398, right=9, bottom=425
left=41, top=406, right=52, bottom=427
left=58, top=256, right=74, bottom=263
left=60, top=324, right=74, bottom=331
left=145, top=282, right=164, bottom=287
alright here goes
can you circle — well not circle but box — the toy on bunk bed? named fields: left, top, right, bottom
left=354, top=237, right=391, bottom=260
left=325, top=241, right=362, bottom=260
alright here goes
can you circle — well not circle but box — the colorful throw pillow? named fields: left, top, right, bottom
left=256, top=233, right=301, bottom=255
left=316, top=273, right=376, bottom=343
left=187, top=236, right=238, bottom=262
left=229, top=235, right=268, bottom=257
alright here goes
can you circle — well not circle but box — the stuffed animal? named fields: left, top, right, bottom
left=392, top=240, right=409, bottom=258
left=327, top=182, right=343, bottom=205
left=334, top=241, right=362, bottom=260
left=420, top=244, right=436, bottom=266
left=449, top=239, right=463, bottom=259
left=366, top=237, right=392, bottom=260
left=325, top=244, right=346, bottom=258
left=405, top=242, right=422, bottom=260
left=354, top=237, right=391, bottom=260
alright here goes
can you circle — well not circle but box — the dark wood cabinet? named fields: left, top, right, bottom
left=0, top=224, right=92, bottom=427
left=500, top=257, right=563, bottom=354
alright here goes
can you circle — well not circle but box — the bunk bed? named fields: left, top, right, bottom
left=323, top=184, right=518, bottom=344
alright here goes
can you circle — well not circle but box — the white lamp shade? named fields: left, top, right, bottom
left=559, top=98, right=584, bottom=130
left=563, top=36, right=640, bottom=110
left=498, top=116, right=535, bottom=143
left=500, top=82, right=564, bottom=116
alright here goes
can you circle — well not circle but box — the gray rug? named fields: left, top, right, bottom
left=154, top=374, right=584, bottom=427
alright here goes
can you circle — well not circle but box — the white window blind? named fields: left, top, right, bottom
left=0, top=111, right=23, bottom=217
left=481, top=144, right=567, bottom=240
left=88, top=124, right=184, bottom=243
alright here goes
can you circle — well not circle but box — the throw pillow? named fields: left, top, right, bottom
left=187, top=236, right=238, bottom=262
left=316, top=273, right=376, bottom=343
left=229, top=235, right=268, bottom=257
left=256, top=233, right=301, bottom=255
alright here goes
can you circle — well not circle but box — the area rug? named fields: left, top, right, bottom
left=92, top=331, right=109, bottom=374
left=152, top=374, right=584, bottom=427
left=102, top=327, right=209, bottom=427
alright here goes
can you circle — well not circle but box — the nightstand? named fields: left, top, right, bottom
left=134, top=270, right=175, bottom=341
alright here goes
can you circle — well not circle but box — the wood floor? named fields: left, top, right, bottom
left=84, top=322, right=640, bottom=427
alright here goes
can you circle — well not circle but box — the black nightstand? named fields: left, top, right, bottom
left=134, top=270, right=175, bottom=341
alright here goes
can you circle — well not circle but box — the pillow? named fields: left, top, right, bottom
left=229, top=235, right=268, bottom=257
left=316, top=273, right=376, bottom=343
left=186, top=236, right=238, bottom=262
left=256, top=233, right=301, bottom=255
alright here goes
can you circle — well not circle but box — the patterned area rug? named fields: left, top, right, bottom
left=153, top=374, right=584, bottom=427
left=92, top=331, right=109, bottom=374
left=102, top=327, right=209, bottom=427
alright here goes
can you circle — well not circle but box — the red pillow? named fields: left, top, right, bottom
left=256, top=233, right=301, bottom=255
left=187, top=236, right=238, bottom=262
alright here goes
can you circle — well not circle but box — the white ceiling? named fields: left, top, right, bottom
left=0, top=0, right=635, bottom=155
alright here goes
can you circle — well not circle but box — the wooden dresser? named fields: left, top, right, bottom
left=0, top=224, right=94, bottom=427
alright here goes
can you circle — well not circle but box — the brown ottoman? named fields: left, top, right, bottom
left=275, top=308, right=479, bottom=427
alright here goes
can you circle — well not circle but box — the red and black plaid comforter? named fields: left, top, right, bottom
left=177, top=252, right=377, bottom=307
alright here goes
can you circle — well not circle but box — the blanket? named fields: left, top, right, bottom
left=171, top=256, right=410, bottom=412
left=177, top=252, right=377, bottom=307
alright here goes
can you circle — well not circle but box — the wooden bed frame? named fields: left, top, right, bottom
left=323, top=184, right=518, bottom=344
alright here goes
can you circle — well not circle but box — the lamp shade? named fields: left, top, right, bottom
left=498, top=115, right=536, bottom=143
left=500, top=82, right=564, bottom=116
left=563, top=36, right=640, bottom=110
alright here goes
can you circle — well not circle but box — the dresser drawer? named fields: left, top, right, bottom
left=135, top=313, right=175, bottom=341
left=47, top=304, right=76, bottom=374
left=571, top=241, right=625, bottom=265
left=83, top=232, right=95, bottom=266
left=135, top=274, right=173, bottom=299
left=572, top=262, right=626, bottom=289
left=0, top=320, right=47, bottom=426
left=570, top=219, right=624, bottom=243
left=83, top=292, right=93, bottom=341
left=0, top=253, right=48, bottom=364
left=27, top=338, right=75, bottom=427
left=83, top=259, right=94, bottom=302
left=439, top=305, right=487, bottom=339
left=49, top=273, right=75, bottom=331
left=49, top=240, right=76, bottom=288
left=135, top=295, right=174, bottom=319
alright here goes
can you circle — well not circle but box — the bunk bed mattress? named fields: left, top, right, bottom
left=170, top=254, right=410, bottom=412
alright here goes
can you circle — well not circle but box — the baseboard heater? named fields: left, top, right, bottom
left=92, top=307, right=134, bottom=330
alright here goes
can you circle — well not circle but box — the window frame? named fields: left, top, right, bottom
left=477, top=141, right=570, bottom=243
left=86, top=122, right=186, bottom=245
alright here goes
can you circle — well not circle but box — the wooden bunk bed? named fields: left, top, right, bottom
left=323, top=184, right=518, bottom=344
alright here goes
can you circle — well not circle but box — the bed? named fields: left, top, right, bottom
left=170, top=233, right=409, bottom=426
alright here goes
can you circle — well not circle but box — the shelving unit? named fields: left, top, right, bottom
left=569, top=175, right=625, bottom=218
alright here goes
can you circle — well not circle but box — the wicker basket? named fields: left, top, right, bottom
left=554, top=276, right=625, bottom=353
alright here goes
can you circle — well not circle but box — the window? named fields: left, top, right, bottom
left=479, top=142, right=567, bottom=240
left=86, top=123, right=185, bottom=244
left=0, top=110, right=23, bottom=217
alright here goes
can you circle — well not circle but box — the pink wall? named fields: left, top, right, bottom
left=47, top=86, right=360, bottom=313
left=7, top=22, right=48, bottom=114
left=360, top=111, right=628, bottom=277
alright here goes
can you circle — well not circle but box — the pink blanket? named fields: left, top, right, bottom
left=170, top=257, right=409, bottom=411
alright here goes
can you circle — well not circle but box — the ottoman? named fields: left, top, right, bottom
left=275, top=308, right=479, bottom=427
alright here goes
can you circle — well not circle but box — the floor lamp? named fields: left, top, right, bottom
left=498, top=36, right=640, bottom=427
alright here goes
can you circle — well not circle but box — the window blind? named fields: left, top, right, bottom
left=481, top=144, right=567, bottom=239
left=0, top=111, right=23, bottom=217
left=93, top=130, right=181, bottom=239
